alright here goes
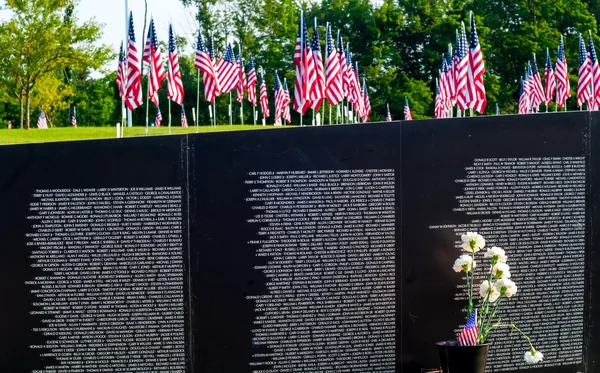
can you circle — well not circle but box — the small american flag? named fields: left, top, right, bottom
left=302, top=20, right=316, bottom=103
left=71, top=107, right=76, bottom=127
left=37, top=110, right=48, bottom=129
left=125, top=12, right=143, bottom=110
left=455, top=24, right=469, bottom=111
left=466, top=12, right=486, bottom=113
left=447, top=44, right=456, bottom=104
left=216, top=43, right=238, bottom=94
left=274, top=72, right=285, bottom=123
left=116, top=41, right=126, bottom=99
left=146, top=18, right=165, bottom=107
left=386, top=104, right=392, bottom=122
left=247, top=56, right=257, bottom=107
left=310, top=20, right=326, bottom=111
left=578, top=33, right=592, bottom=108
left=457, top=310, right=479, bottom=346
left=345, top=48, right=354, bottom=104
left=519, top=77, right=529, bottom=114
left=325, top=23, right=343, bottom=106
left=337, top=31, right=348, bottom=99
left=236, top=48, right=246, bottom=103
left=168, top=24, right=184, bottom=106
left=195, top=31, right=219, bottom=103
left=352, top=61, right=363, bottom=118
left=293, top=14, right=310, bottom=115
left=555, top=35, right=570, bottom=108
left=404, top=97, right=413, bottom=120
left=588, top=32, right=600, bottom=110
left=530, top=54, right=545, bottom=111
left=181, top=105, right=188, bottom=127
left=156, top=107, right=162, bottom=127
left=282, top=78, right=291, bottom=124
left=435, top=78, right=443, bottom=118
left=259, top=71, right=269, bottom=118
left=361, top=78, right=371, bottom=122
left=544, top=47, right=557, bottom=106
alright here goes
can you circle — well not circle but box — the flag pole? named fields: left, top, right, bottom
left=197, top=69, right=201, bottom=129
left=145, top=76, right=150, bottom=135
left=213, top=100, right=216, bottom=126
left=253, top=106, right=256, bottom=125
left=168, top=99, right=172, bottom=134
left=239, top=44, right=244, bottom=126
left=229, top=92, right=232, bottom=125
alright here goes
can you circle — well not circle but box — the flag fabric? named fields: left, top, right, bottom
left=519, top=77, right=530, bottom=114
left=216, top=44, right=239, bottom=94
left=525, top=65, right=533, bottom=113
left=167, top=24, right=184, bottom=106
left=457, top=310, right=479, bottom=346
left=556, top=35, right=570, bottom=108
left=455, top=24, right=469, bottom=111
left=259, top=71, right=269, bottom=118
left=125, top=12, right=143, bottom=111
left=466, top=12, right=486, bottom=113
left=578, top=33, right=592, bottom=108
left=447, top=45, right=456, bottom=105
left=71, top=107, right=76, bottom=127
left=247, top=56, right=257, bottom=107
left=293, top=15, right=310, bottom=115
left=345, top=47, right=355, bottom=103
left=435, top=78, right=443, bottom=118
left=338, top=31, right=349, bottom=98
left=37, top=111, right=48, bottom=129
left=386, top=103, right=392, bottom=122
left=588, top=33, right=600, bottom=110
left=404, top=97, right=413, bottom=120
left=303, top=20, right=317, bottom=103
left=236, top=48, right=247, bottom=103
left=531, top=54, right=545, bottom=111
left=310, top=21, right=326, bottom=111
left=352, top=61, right=363, bottom=119
left=195, top=31, right=219, bottom=103
left=441, top=55, right=451, bottom=112
left=325, top=24, right=343, bottom=106
left=156, top=107, right=163, bottom=127
left=181, top=106, right=188, bottom=127
left=143, top=18, right=153, bottom=63
left=282, top=78, right=291, bottom=124
left=274, top=72, right=285, bottom=124
left=361, top=78, right=371, bottom=122
left=544, top=48, right=557, bottom=106
left=116, top=41, right=126, bottom=99
left=147, top=18, right=165, bottom=106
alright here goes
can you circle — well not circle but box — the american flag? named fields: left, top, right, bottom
left=519, top=76, right=530, bottom=114
left=555, top=35, right=570, bottom=108
left=345, top=47, right=355, bottom=104
left=247, top=55, right=257, bottom=107
left=544, top=48, right=557, bottom=106
left=156, top=106, right=162, bottom=127
left=386, top=103, right=392, bottom=122
left=310, top=20, right=326, bottom=111
left=181, top=105, right=188, bottom=127
left=361, top=78, right=371, bottom=122
left=441, top=55, right=451, bottom=111
left=274, top=72, right=285, bottom=123
left=216, top=43, right=239, bottom=94
left=525, top=65, right=533, bottom=113
left=116, top=41, right=126, bottom=99
left=302, top=20, right=317, bottom=103
left=293, top=14, right=310, bottom=115
left=404, top=97, right=413, bottom=120
left=142, top=18, right=153, bottom=63
left=236, top=47, right=246, bottom=103
left=37, top=110, right=48, bottom=129
left=195, top=31, right=219, bottom=103
left=125, top=12, right=143, bottom=111
left=588, top=32, right=600, bottom=110
left=466, top=12, right=486, bottom=113
left=338, top=31, right=349, bottom=98
left=325, top=23, right=343, bottom=106
left=167, top=24, right=184, bottom=106
left=435, top=78, right=443, bottom=118
left=455, top=23, right=469, bottom=111
left=457, top=310, right=479, bottom=346
left=447, top=44, right=456, bottom=105
left=71, top=107, right=76, bottom=127
left=259, top=71, right=269, bottom=117
left=578, top=33, right=592, bottom=108
left=146, top=19, right=165, bottom=106
left=282, top=78, right=291, bottom=124
left=352, top=61, right=363, bottom=119
left=531, top=54, right=545, bottom=111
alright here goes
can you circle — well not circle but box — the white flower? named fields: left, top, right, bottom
left=494, top=278, right=518, bottom=297
left=492, top=262, right=511, bottom=278
left=453, top=255, right=476, bottom=273
left=484, top=246, right=508, bottom=262
left=479, top=280, right=500, bottom=303
left=461, top=232, right=485, bottom=252
left=524, top=349, right=543, bottom=364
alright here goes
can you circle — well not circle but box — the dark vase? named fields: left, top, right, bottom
left=436, top=340, right=491, bottom=373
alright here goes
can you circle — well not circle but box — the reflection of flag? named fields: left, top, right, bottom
left=156, top=107, right=162, bottom=127
left=181, top=106, right=188, bottom=127
left=457, top=310, right=478, bottom=346
left=37, top=111, right=48, bottom=129
left=386, top=104, right=392, bottom=122
left=72, top=107, right=77, bottom=127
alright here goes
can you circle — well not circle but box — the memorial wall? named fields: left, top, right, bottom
left=0, top=112, right=598, bottom=372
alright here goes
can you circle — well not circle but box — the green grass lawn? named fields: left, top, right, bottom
left=0, top=124, right=279, bottom=146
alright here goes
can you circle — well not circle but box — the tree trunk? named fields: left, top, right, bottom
left=26, top=89, right=31, bottom=130
left=19, top=93, right=24, bottom=129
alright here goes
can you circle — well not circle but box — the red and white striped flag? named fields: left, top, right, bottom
left=156, top=107, right=163, bottom=127
left=435, top=78, right=443, bottom=118
left=247, top=56, right=257, bottom=107
left=530, top=54, right=545, bottom=111
left=544, top=48, right=556, bottom=106
left=555, top=35, right=570, bottom=108
left=37, top=110, right=48, bottom=129
left=72, top=107, right=76, bottom=127
left=578, top=33, right=592, bottom=108
left=195, top=31, right=219, bottom=103
left=518, top=76, right=530, bottom=114
left=302, top=20, right=316, bottom=103
left=337, top=31, right=349, bottom=99
left=282, top=78, right=291, bottom=124
left=125, top=12, right=142, bottom=111
left=181, top=105, right=188, bottom=127
left=259, top=71, right=269, bottom=118
left=352, top=61, right=363, bottom=118
left=325, top=23, right=343, bottom=106
left=466, top=12, right=486, bottom=113
left=310, top=19, right=326, bottom=111
left=361, top=78, right=371, bottom=122
left=455, top=24, right=469, bottom=111
left=236, top=47, right=246, bottom=103
left=345, top=46, right=355, bottom=104
left=116, top=41, right=126, bottom=99
left=167, top=24, right=184, bottom=106
left=404, top=97, right=413, bottom=120
left=293, top=14, right=310, bottom=115
left=146, top=19, right=165, bottom=106
left=447, top=44, right=456, bottom=105
left=457, top=310, right=479, bottom=346
left=274, top=72, right=285, bottom=123
left=216, top=44, right=239, bottom=94
left=588, top=32, right=600, bottom=110
left=386, top=103, right=392, bottom=122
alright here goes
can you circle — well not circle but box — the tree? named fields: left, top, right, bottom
left=0, top=0, right=111, bottom=129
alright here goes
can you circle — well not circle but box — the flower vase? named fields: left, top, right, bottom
left=436, top=340, right=490, bottom=373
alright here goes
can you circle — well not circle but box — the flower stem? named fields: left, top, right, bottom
left=490, top=323, right=535, bottom=350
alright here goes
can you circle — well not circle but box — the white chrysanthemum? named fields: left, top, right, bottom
left=461, top=232, right=485, bottom=253
left=492, top=262, right=511, bottom=278
left=524, top=349, right=543, bottom=364
left=494, top=278, right=518, bottom=298
left=453, top=255, right=476, bottom=273
left=479, top=280, right=501, bottom=303
left=484, top=246, right=508, bottom=262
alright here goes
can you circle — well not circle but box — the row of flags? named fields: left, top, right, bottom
left=36, top=108, right=77, bottom=129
